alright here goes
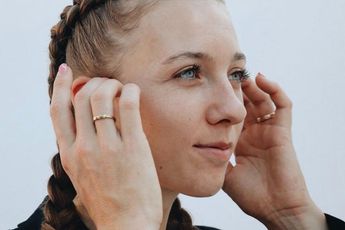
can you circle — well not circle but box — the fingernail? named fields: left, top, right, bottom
left=258, top=72, right=265, bottom=77
left=58, top=63, right=67, bottom=73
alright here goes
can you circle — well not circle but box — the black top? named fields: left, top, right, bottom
left=13, top=197, right=345, bottom=230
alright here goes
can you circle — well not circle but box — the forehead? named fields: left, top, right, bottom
left=122, top=0, right=240, bottom=73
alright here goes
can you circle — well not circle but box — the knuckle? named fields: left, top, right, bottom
left=108, top=78, right=122, bottom=87
left=120, top=98, right=139, bottom=110
left=53, top=77, right=66, bottom=89
left=285, top=98, right=293, bottom=109
left=74, top=78, right=103, bottom=104
left=119, top=84, right=140, bottom=110
left=115, top=79, right=124, bottom=88
left=60, top=155, right=71, bottom=173
left=111, top=80, right=123, bottom=93
left=59, top=148, right=73, bottom=172
left=90, top=79, right=122, bottom=104
left=90, top=90, right=108, bottom=104
left=75, top=141, right=95, bottom=158
left=271, top=81, right=280, bottom=90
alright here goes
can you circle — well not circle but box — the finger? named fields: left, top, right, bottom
left=50, top=64, right=76, bottom=149
left=241, top=74, right=276, bottom=117
left=255, top=73, right=293, bottom=126
left=242, top=93, right=256, bottom=121
left=255, top=73, right=293, bottom=110
left=242, top=93, right=251, bottom=107
left=90, top=79, right=123, bottom=143
left=73, top=77, right=107, bottom=140
left=119, top=83, right=144, bottom=141
left=242, top=79, right=275, bottom=126
left=242, top=81, right=273, bottom=126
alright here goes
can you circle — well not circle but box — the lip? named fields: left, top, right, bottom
left=193, top=142, right=233, bottom=163
left=194, top=142, right=232, bottom=150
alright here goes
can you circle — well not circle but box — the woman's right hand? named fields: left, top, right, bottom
left=49, top=64, right=163, bottom=229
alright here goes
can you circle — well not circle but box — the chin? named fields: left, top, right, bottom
left=180, top=175, right=225, bottom=197
left=182, top=185, right=222, bottom=198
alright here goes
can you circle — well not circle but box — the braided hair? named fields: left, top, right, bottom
left=44, top=0, right=199, bottom=229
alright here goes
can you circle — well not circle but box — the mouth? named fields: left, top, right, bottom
left=193, top=142, right=232, bottom=150
left=193, top=142, right=233, bottom=163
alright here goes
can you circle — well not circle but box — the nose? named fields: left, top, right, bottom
left=205, top=78, right=247, bottom=126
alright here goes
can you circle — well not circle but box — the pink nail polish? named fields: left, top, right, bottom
left=258, top=72, right=265, bottom=78
left=59, top=63, right=67, bottom=73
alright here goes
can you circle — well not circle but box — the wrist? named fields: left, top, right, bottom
left=96, top=211, right=162, bottom=230
left=262, top=202, right=327, bottom=230
left=97, top=218, right=161, bottom=230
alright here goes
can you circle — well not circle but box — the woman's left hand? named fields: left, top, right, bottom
left=222, top=73, right=327, bottom=229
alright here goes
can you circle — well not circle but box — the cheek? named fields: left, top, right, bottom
left=232, top=121, right=244, bottom=147
left=140, top=94, right=195, bottom=142
left=139, top=90, right=202, bottom=158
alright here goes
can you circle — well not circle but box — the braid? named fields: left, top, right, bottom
left=46, top=0, right=198, bottom=229
left=42, top=154, right=87, bottom=229
left=48, top=0, right=107, bottom=103
left=45, top=1, right=108, bottom=229
left=167, top=198, right=198, bottom=230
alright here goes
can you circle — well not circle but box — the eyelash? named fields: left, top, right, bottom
left=173, top=64, right=250, bottom=82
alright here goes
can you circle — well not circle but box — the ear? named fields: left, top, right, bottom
left=71, top=76, right=92, bottom=106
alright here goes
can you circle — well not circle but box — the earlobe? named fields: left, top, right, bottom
left=71, top=76, right=91, bottom=105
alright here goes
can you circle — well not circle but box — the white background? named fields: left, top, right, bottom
left=0, top=0, right=344, bottom=229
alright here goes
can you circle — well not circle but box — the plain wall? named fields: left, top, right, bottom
left=0, top=0, right=344, bottom=229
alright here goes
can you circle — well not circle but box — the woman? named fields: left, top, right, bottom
left=14, top=0, right=345, bottom=229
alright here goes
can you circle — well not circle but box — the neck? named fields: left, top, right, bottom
left=160, top=188, right=179, bottom=230
left=74, top=189, right=179, bottom=230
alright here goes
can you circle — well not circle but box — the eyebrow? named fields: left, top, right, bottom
left=161, top=51, right=246, bottom=65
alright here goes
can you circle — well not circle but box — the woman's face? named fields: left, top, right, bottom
left=117, top=0, right=247, bottom=197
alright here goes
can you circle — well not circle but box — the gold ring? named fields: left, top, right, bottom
left=93, top=114, right=115, bottom=122
left=256, top=111, right=276, bottom=123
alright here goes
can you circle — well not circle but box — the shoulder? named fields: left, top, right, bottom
left=195, top=214, right=345, bottom=230
left=325, top=213, right=345, bottom=230
left=12, top=197, right=46, bottom=230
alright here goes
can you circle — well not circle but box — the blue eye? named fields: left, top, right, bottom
left=174, top=65, right=201, bottom=80
left=228, top=69, right=250, bottom=82
left=174, top=65, right=250, bottom=83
